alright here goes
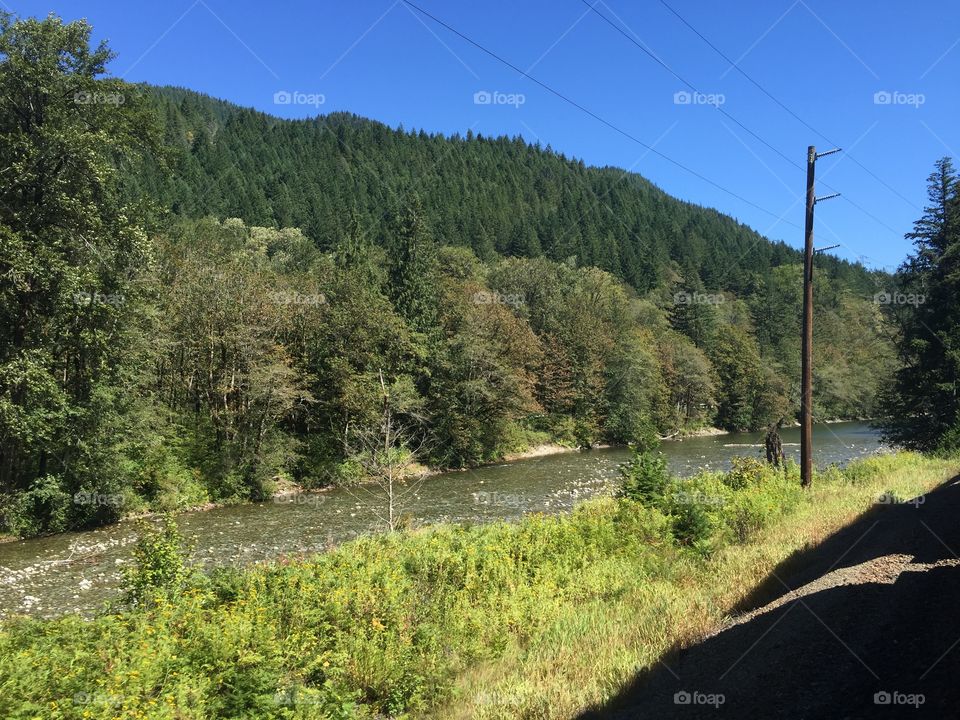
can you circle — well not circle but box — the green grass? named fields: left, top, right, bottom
left=0, top=452, right=956, bottom=719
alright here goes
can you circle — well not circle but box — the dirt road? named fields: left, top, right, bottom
left=579, top=476, right=960, bottom=719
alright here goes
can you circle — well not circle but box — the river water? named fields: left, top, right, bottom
left=0, top=422, right=880, bottom=618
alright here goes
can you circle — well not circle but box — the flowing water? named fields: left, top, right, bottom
left=0, top=421, right=881, bottom=618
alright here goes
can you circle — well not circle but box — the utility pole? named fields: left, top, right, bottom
left=800, top=145, right=841, bottom=489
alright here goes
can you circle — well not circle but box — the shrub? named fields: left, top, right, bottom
left=660, top=473, right=729, bottom=551
left=840, top=455, right=899, bottom=485
left=332, top=458, right=366, bottom=486
left=841, top=459, right=871, bottom=484
left=670, top=500, right=713, bottom=550
left=122, top=514, right=191, bottom=606
left=4, top=474, right=72, bottom=537
left=721, top=474, right=803, bottom=543
left=725, top=491, right=770, bottom=543
left=935, top=421, right=960, bottom=454
left=618, top=449, right=671, bottom=506
left=817, top=464, right=846, bottom=485
left=723, top=456, right=769, bottom=490
left=496, top=422, right=553, bottom=455
left=574, top=417, right=600, bottom=449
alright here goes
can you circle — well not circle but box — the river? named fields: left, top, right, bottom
left=0, top=421, right=880, bottom=619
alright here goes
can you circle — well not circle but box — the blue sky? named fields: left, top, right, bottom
left=12, top=0, right=960, bottom=269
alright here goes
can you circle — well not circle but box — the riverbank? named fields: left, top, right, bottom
left=665, top=417, right=871, bottom=440
left=0, top=442, right=583, bottom=542
left=672, top=426, right=728, bottom=438
left=1, top=422, right=866, bottom=544
left=500, top=442, right=577, bottom=462
left=1, top=450, right=953, bottom=719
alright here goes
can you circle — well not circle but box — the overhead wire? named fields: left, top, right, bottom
left=401, top=0, right=802, bottom=229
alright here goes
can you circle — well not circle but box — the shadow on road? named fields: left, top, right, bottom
left=577, top=476, right=960, bottom=719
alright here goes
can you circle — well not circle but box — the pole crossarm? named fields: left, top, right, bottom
left=815, top=147, right=843, bottom=159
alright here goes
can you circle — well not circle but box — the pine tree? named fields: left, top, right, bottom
left=388, top=193, right=437, bottom=332
left=880, top=158, right=960, bottom=449
left=669, top=269, right=718, bottom=350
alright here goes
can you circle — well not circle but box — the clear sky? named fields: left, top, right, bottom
left=10, top=0, right=960, bottom=269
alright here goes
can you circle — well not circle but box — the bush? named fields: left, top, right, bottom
left=332, top=458, right=366, bottom=486
left=496, top=422, right=554, bottom=456
left=618, top=449, right=671, bottom=506
left=841, top=459, right=872, bottom=484
left=817, top=465, right=846, bottom=485
left=122, top=514, right=191, bottom=606
left=721, top=474, right=803, bottom=543
left=574, top=416, right=600, bottom=449
left=4, top=474, right=72, bottom=537
left=670, top=500, right=713, bottom=549
left=935, top=421, right=960, bottom=454
left=723, top=456, right=769, bottom=490
left=659, top=473, right=729, bottom=551
left=725, top=491, right=770, bottom=543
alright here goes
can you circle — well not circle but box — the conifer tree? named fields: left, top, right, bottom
left=880, top=158, right=960, bottom=449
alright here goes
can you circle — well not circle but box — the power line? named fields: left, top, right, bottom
left=835, top=192, right=903, bottom=236
left=401, top=0, right=801, bottom=229
left=579, top=0, right=803, bottom=173
left=656, top=0, right=920, bottom=213
left=579, top=0, right=905, bottom=237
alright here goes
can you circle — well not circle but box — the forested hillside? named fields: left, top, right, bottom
left=0, top=16, right=896, bottom=539
left=134, top=86, right=875, bottom=296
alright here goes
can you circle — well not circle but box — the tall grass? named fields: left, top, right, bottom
left=0, top=452, right=955, bottom=719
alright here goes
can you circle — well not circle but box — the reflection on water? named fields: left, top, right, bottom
left=0, top=422, right=880, bottom=618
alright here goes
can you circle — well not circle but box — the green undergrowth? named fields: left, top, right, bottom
left=0, top=451, right=955, bottom=719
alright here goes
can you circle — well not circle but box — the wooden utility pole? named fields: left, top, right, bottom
left=800, top=145, right=841, bottom=489
left=801, top=147, right=816, bottom=488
